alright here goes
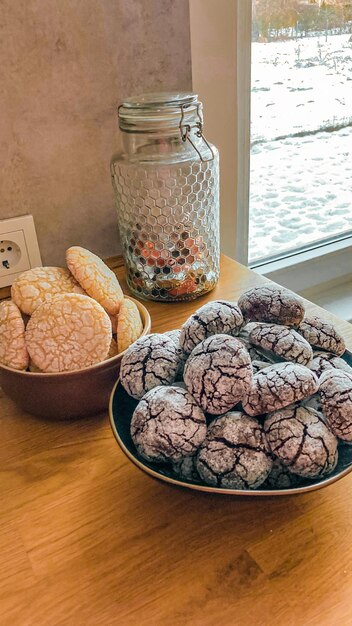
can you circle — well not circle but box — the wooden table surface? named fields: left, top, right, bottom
left=1, top=255, right=352, bottom=626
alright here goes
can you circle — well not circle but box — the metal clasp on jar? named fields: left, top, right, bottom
left=179, top=103, right=215, bottom=163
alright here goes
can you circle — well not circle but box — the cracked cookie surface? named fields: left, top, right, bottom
left=297, top=316, right=345, bottom=356
left=183, top=334, right=252, bottom=415
left=196, top=412, right=273, bottom=489
left=66, top=246, right=123, bottom=315
left=25, top=293, right=112, bottom=372
left=0, top=300, right=29, bottom=370
left=164, top=329, right=188, bottom=378
left=264, top=406, right=338, bottom=478
left=238, top=285, right=304, bottom=326
left=319, top=370, right=352, bottom=441
left=249, top=324, right=313, bottom=366
left=11, top=267, right=85, bottom=315
left=242, top=362, right=318, bottom=416
left=130, top=385, right=207, bottom=463
left=180, top=300, right=243, bottom=355
left=120, top=333, right=179, bottom=399
left=117, top=298, right=143, bottom=353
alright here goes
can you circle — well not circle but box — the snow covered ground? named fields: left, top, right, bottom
left=249, top=33, right=352, bottom=263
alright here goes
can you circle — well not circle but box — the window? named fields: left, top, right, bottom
left=190, top=0, right=352, bottom=293
left=249, top=0, right=352, bottom=265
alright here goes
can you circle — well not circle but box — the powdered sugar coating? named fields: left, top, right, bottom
left=249, top=324, right=313, bottom=366
left=130, top=385, right=207, bottom=463
left=25, top=293, right=112, bottom=372
left=164, top=328, right=188, bottom=378
left=117, top=298, right=143, bottom=353
left=183, top=334, right=252, bottom=415
left=196, top=412, right=273, bottom=489
left=297, top=316, right=345, bottom=356
left=238, top=285, right=305, bottom=326
left=319, top=370, right=352, bottom=441
left=11, top=267, right=85, bottom=315
left=66, top=246, right=123, bottom=315
left=120, top=333, right=179, bottom=399
left=180, top=300, right=244, bottom=355
left=0, top=300, right=29, bottom=370
left=242, top=362, right=319, bottom=417
left=264, top=406, right=338, bottom=478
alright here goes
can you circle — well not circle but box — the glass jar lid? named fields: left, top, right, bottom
left=118, top=91, right=202, bottom=133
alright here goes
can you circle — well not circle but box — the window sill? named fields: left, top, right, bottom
left=300, top=277, right=352, bottom=323
left=251, top=236, right=352, bottom=293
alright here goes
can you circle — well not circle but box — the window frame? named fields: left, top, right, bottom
left=189, top=0, right=352, bottom=292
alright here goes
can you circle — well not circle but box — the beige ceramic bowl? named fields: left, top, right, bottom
left=0, top=296, right=151, bottom=419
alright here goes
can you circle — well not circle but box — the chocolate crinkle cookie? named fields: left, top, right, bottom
left=238, top=285, right=305, bottom=327
left=172, top=454, right=201, bottom=483
left=264, top=406, right=338, bottom=479
left=297, top=316, right=345, bottom=356
left=249, top=324, right=313, bottom=366
left=264, top=458, right=303, bottom=489
left=196, top=412, right=273, bottom=489
left=179, top=300, right=243, bottom=355
left=319, top=370, right=352, bottom=442
left=163, top=329, right=188, bottom=378
left=237, top=336, right=273, bottom=364
left=238, top=326, right=274, bottom=363
left=309, top=351, right=352, bottom=379
left=130, top=386, right=207, bottom=463
left=120, top=333, right=179, bottom=399
left=242, top=362, right=318, bottom=417
left=183, top=334, right=252, bottom=415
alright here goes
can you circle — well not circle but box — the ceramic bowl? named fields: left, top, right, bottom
left=0, top=296, right=151, bottom=419
left=109, top=350, right=352, bottom=496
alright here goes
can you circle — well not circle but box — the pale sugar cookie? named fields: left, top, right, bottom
left=108, top=313, right=118, bottom=335
left=28, top=360, right=42, bottom=373
left=117, top=298, right=143, bottom=353
left=25, top=293, right=112, bottom=372
left=107, top=337, right=119, bottom=359
left=11, top=267, right=85, bottom=315
left=66, top=246, right=123, bottom=315
left=0, top=300, right=29, bottom=370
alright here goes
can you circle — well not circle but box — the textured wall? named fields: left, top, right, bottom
left=0, top=0, right=192, bottom=265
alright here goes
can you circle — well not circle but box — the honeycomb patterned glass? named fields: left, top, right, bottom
left=111, top=92, right=220, bottom=302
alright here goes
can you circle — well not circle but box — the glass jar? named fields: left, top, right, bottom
left=110, top=92, right=219, bottom=302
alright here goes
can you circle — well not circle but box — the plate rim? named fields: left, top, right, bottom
left=109, top=379, right=352, bottom=497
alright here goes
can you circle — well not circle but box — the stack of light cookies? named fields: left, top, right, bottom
left=0, top=247, right=143, bottom=373
left=119, top=285, right=352, bottom=491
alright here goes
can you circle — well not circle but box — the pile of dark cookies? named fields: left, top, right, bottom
left=119, top=284, right=352, bottom=490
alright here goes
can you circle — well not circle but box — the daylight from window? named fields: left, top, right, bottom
left=249, top=0, right=352, bottom=264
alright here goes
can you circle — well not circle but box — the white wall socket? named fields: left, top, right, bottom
left=0, top=215, right=42, bottom=288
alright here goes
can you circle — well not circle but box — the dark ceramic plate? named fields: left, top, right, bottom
left=109, top=350, right=352, bottom=496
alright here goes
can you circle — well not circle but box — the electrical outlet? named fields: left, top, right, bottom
left=0, top=215, right=42, bottom=288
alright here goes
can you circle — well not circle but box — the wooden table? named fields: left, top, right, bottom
left=1, top=255, right=352, bottom=626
